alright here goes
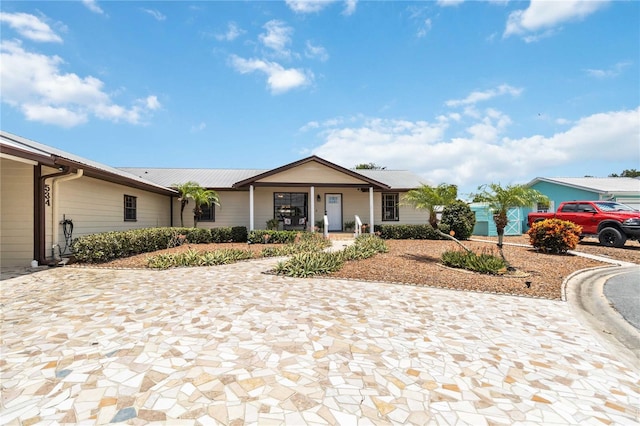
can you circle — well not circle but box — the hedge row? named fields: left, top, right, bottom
left=247, top=230, right=301, bottom=244
left=72, top=226, right=247, bottom=263
left=373, top=223, right=451, bottom=240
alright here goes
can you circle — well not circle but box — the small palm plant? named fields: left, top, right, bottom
left=403, top=183, right=471, bottom=252
left=191, top=187, right=220, bottom=228
left=471, top=183, right=549, bottom=248
left=173, top=181, right=200, bottom=227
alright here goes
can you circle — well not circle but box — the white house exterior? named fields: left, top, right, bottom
left=1, top=131, right=175, bottom=267
left=123, top=157, right=427, bottom=233
left=1, top=131, right=428, bottom=267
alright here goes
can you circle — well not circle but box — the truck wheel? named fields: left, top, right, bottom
left=598, top=227, right=627, bottom=248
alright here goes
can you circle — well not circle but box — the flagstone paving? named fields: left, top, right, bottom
left=1, top=258, right=639, bottom=425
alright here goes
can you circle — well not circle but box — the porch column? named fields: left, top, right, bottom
left=249, top=185, right=254, bottom=231
left=369, top=187, right=374, bottom=234
left=309, top=186, right=315, bottom=232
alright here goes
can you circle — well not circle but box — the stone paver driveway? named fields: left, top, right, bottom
left=1, top=258, right=639, bottom=425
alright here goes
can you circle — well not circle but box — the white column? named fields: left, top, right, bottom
left=369, top=187, right=374, bottom=234
left=310, top=186, right=315, bottom=232
left=249, top=185, right=254, bottom=231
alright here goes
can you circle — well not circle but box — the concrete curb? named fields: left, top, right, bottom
left=564, top=266, right=640, bottom=370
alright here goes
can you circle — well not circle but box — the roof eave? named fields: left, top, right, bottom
left=232, top=155, right=391, bottom=189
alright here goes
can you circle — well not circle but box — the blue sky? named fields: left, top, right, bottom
left=1, top=0, right=638, bottom=197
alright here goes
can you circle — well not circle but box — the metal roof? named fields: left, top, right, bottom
left=528, top=177, right=640, bottom=194
left=119, top=166, right=424, bottom=190
left=1, top=131, right=176, bottom=194
left=119, top=168, right=268, bottom=189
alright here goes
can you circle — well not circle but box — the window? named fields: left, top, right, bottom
left=382, top=193, right=399, bottom=221
left=199, top=203, right=215, bottom=222
left=274, top=192, right=308, bottom=221
left=536, top=201, right=550, bottom=212
left=124, top=195, right=137, bottom=221
left=560, top=203, right=577, bottom=213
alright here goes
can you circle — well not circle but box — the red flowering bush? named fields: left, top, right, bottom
left=527, top=219, right=582, bottom=253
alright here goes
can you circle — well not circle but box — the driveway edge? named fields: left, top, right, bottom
left=564, top=266, right=640, bottom=369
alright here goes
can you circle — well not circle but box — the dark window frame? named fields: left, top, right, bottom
left=274, top=192, right=308, bottom=224
left=199, top=203, right=215, bottom=222
left=124, top=195, right=137, bottom=221
left=382, top=192, right=400, bottom=221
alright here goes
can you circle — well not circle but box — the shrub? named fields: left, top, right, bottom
left=210, top=227, right=233, bottom=243
left=248, top=230, right=300, bottom=244
left=261, top=232, right=330, bottom=257
left=374, top=224, right=445, bottom=240
left=527, top=219, right=582, bottom=253
left=72, top=226, right=249, bottom=263
left=147, top=248, right=254, bottom=269
left=274, top=251, right=344, bottom=277
left=441, top=201, right=475, bottom=240
left=273, top=234, right=386, bottom=277
left=441, top=249, right=507, bottom=274
left=73, top=228, right=183, bottom=263
left=231, top=226, right=248, bottom=243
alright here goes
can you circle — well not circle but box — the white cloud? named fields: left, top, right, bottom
left=82, top=0, right=105, bottom=15
left=585, top=61, right=631, bottom=79
left=215, top=22, right=244, bottom=42
left=259, top=20, right=293, bottom=57
left=309, top=107, right=640, bottom=195
left=305, top=41, right=329, bottom=62
left=437, top=0, right=464, bottom=7
left=446, top=84, right=523, bottom=107
left=0, top=40, right=160, bottom=127
left=417, top=19, right=432, bottom=38
left=190, top=122, right=206, bottom=133
left=504, top=0, right=609, bottom=40
left=141, top=8, right=166, bottom=21
left=343, top=0, right=357, bottom=16
left=229, top=55, right=313, bottom=94
left=286, top=0, right=357, bottom=15
left=0, top=12, right=62, bottom=43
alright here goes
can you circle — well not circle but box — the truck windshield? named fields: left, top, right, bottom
left=594, top=202, right=637, bottom=212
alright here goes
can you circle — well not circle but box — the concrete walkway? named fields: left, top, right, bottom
left=1, top=257, right=639, bottom=425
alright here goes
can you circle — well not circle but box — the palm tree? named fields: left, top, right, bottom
left=471, top=183, right=548, bottom=248
left=403, top=183, right=458, bottom=228
left=173, top=181, right=200, bottom=227
left=403, top=183, right=471, bottom=252
left=191, top=187, right=220, bottom=228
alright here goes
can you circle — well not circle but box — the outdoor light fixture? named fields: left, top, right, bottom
left=317, top=194, right=321, bottom=202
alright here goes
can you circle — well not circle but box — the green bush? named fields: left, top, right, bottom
left=527, top=219, right=582, bottom=253
left=72, top=226, right=248, bottom=263
left=441, top=249, right=506, bottom=274
left=261, top=232, right=330, bottom=257
left=248, top=230, right=300, bottom=244
left=374, top=224, right=447, bottom=240
left=231, top=226, right=248, bottom=243
left=274, top=234, right=386, bottom=277
left=210, top=227, right=232, bottom=243
left=341, top=234, right=388, bottom=260
left=274, top=251, right=344, bottom=277
left=441, top=201, right=475, bottom=240
left=147, top=248, right=254, bottom=269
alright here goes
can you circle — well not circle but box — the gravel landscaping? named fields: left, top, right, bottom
left=74, top=235, right=639, bottom=300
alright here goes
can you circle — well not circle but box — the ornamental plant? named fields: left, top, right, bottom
left=440, top=200, right=476, bottom=240
left=527, top=219, right=582, bottom=253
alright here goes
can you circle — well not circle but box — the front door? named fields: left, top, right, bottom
left=325, top=193, right=342, bottom=231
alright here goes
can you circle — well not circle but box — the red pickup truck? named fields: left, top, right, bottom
left=528, top=201, right=640, bottom=248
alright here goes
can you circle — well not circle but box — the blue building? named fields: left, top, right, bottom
left=470, top=177, right=640, bottom=237
left=526, top=177, right=640, bottom=212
